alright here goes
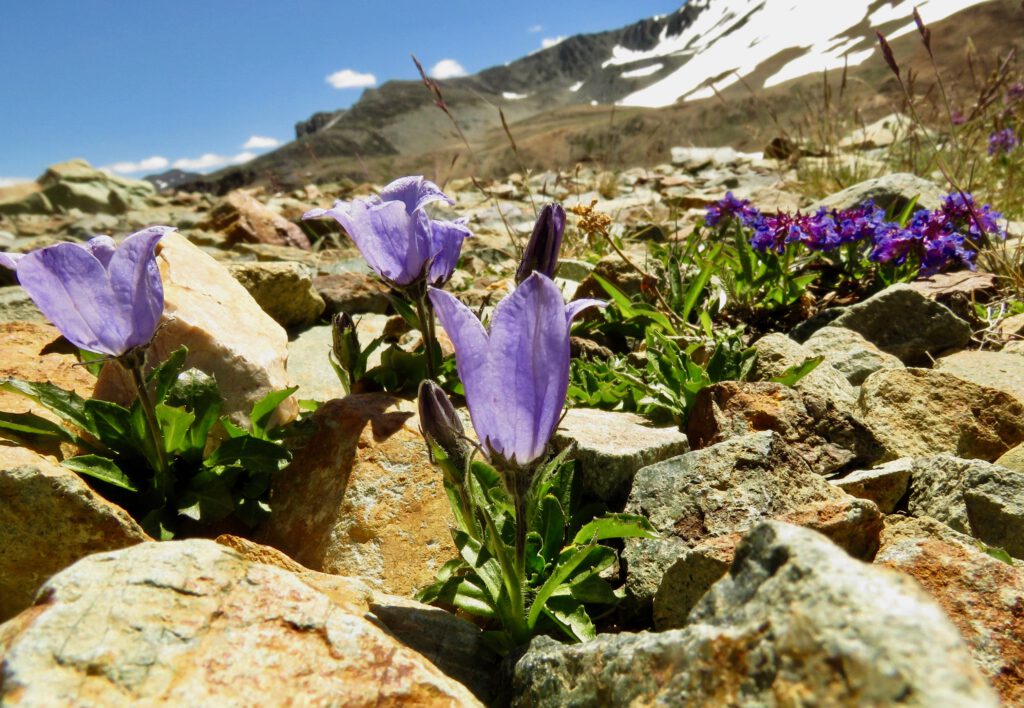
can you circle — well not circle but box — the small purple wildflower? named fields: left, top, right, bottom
left=940, top=192, right=1006, bottom=241
left=1006, top=82, right=1024, bottom=105
left=950, top=110, right=967, bottom=126
left=988, top=128, right=1019, bottom=157
left=705, top=192, right=761, bottom=228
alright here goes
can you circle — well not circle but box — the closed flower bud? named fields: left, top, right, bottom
left=418, top=379, right=469, bottom=472
left=515, top=203, right=566, bottom=284
left=331, top=311, right=360, bottom=375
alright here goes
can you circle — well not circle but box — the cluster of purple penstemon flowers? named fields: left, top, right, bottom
left=706, top=191, right=1005, bottom=276
left=988, top=128, right=1020, bottom=157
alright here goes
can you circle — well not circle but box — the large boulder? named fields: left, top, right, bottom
left=0, top=159, right=157, bottom=216
left=857, top=368, right=1024, bottom=462
left=802, top=325, right=903, bottom=385
left=0, top=540, right=481, bottom=706
left=226, top=261, right=325, bottom=330
left=202, top=190, right=311, bottom=250
left=813, top=172, right=945, bottom=213
left=513, top=522, right=996, bottom=707
left=93, top=232, right=297, bottom=430
left=0, top=446, right=148, bottom=621
left=261, top=394, right=457, bottom=597
left=935, top=350, right=1024, bottom=405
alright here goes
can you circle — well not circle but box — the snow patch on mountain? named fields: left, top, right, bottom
left=622, top=63, right=665, bottom=79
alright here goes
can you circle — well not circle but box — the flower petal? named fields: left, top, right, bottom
left=0, top=252, right=23, bottom=270
left=107, top=226, right=172, bottom=351
left=380, top=176, right=454, bottom=212
left=565, top=298, right=606, bottom=324
left=85, top=235, right=116, bottom=267
left=15, top=243, right=125, bottom=355
left=486, top=273, right=570, bottom=464
left=328, top=200, right=431, bottom=285
left=428, top=287, right=499, bottom=451
left=428, top=218, right=472, bottom=285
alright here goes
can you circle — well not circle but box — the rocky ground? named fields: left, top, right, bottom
left=2, top=133, right=1024, bottom=706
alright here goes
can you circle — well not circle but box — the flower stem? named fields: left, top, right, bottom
left=127, top=356, right=171, bottom=500
left=414, top=293, right=439, bottom=380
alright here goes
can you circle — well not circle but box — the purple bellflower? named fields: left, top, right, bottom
left=0, top=227, right=172, bottom=356
left=516, top=203, right=565, bottom=284
left=303, top=175, right=471, bottom=287
left=429, top=273, right=603, bottom=469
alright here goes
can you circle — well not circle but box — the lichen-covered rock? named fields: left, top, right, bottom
left=261, top=394, right=456, bottom=596
left=0, top=446, right=148, bottom=621
left=832, top=457, right=912, bottom=513
left=830, top=284, right=972, bottom=364
left=936, top=350, right=1024, bottom=406
left=227, top=261, right=325, bottom=329
left=858, top=368, right=1024, bottom=462
left=814, top=172, right=945, bottom=213
left=750, top=332, right=857, bottom=411
left=687, top=381, right=881, bottom=476
left=877, top=535, right=1024, bottom=704
left=551, top=407, right=690, bottom=504
left=513, top=522, right=996, bottom=707
left=0, top=540, right=481, bottom=706
left=803, top=325, right=903, bottom=385
left=93, top=232, right=297, bottom=429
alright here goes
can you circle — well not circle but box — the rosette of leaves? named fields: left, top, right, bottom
left=0, top=346, right=293, bottom=538
left=417, top=444, right=654, bottom=654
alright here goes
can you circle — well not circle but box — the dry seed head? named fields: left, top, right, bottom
left=568, top=199, right=612, bottom=238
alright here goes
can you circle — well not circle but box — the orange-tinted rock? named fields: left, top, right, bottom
left=93, top=232, right=297, bottom=429
left=262, top=394, right=457, bottom=597
left=203, top=189, right=311, bottom=250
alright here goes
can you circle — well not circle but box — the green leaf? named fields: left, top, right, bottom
left=219, top=417, right=247, bottom=439
left=155, top=403, right=195, bottom=454
left=770, top=356, right=824, bottom=387
left=166, top=369, right=222, bottom=458
left=0, top=410, right=74, bottom=442
left=528, top=543, right=609, bottom=629
left=568, top=574, right=620, bottom=604
left=572, top=513, right=657, bottom=545
left=980, top=544, right=1013, bottom=565
left=84, top=398, right=135, bottom=452
left=592, top=273, right=638, bottom=318
left=249, top=386, right=298, bottom=439
left=76, top=349, right=105, bottom=377
left=0, top=379, right=93, bottom=433
left=176, top=468, right=234, bottom=522
left=147, top=346, right=189, bottom=403
left=538, top=495, right=567, bottom=566
left=204, top=434, right=290, bottom=473
left=62, top=455, right=138, bottom=492
left=542, top=596, right=596, bottom=643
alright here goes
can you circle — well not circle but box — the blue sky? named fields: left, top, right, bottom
left=0, top=1, right=682, bottom=183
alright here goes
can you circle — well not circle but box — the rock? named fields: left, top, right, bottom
left=215, top=535, right=498, bottom=703
left=261, top=394, right=456, bottom=596
left=687, top=381, right=881, bottom=476
left=0, top=286, right=43, bottom=323
left=839, top=112, right=913, bottom=149
left=832, top=458, right=912, bottom=513
left=314, top=271, right=391, bottom=315
left=202, top=189, right=311, bottom=250
left=857, top=368, right=1024, bottom=462
left=996, top=443, right=1024, bottom=472
left=877, top=536, right=1024, bottom=704
left=551, top=407, right=690, bottom=504
left=513, top=522, right=997, bottom=707
left=814, top=172, right=945, bottom=213
left=0, top=446, right=148, bottom=621
left=226, top=261, right=325, bottom=330
left=93, top=232, right=297, bottom=430
left=830, top=284, right=972, bottom=364
left=0, top=540, right=481, bottom=706
left=669, top=146, right=740, bottom=171
left=0, top=160, right=157, bottom=216
left=749, top=332, right=857, bottom=411
left=285, top=325, right=348, bottom=403
left=572, top=254, right=655, bottom=302
left=622, top=432, right=847, bottom=611
left=907, top=270, right=999, bottom=302
left=802, top=325, right=903, bottom=385
left=653, top=497, right=883, bottom=629
left=936, top=350, right=1024, bottom=405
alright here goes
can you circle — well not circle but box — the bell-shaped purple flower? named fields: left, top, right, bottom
left=515, top=203, right=565, bottom=284
left=429, top=273, right=603, bottom=467
left=304, top=175, right=470, bottom=287
left=0, top=227, right=172, bottom=356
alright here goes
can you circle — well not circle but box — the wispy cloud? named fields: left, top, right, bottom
left=528, top=24, right=543, bottom=33
left=242, top=135, right=280, bottom=150
left=0, top=177, right=32, bottom=187
left=430, top=58, right=467, bottom=79
left=541, top=36, right=566, bottom=49
left=325, top=68, right=377, bottom=89
left=103, top=156, right=170, bottom=175
left=172, top=152, right=255, bottom=172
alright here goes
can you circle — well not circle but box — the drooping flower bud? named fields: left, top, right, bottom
left=876, top=32, right=900, bottom=78
left=417, top=379, right=469, bottom=473
left=515, top=203, right=565, bottom=284
left=331, top=311, right=361, bottom=377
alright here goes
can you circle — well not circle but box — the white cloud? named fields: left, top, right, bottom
left=430, top=59, right=467, bottom=79
left=528, top=24, right=543, bottom=33
left=172, top=152, right=255, bottom=172
left=541, top=36, right=566, bottom=49
left=325, top=68, right=377, bottom=89
left=0, top=177, right=31, bottom=187
left=242, top=135, right=280, bottom=150
left=102, top=155, right=170, bottom=175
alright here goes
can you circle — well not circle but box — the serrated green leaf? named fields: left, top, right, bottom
left=0, top=379, right=93, bottom=433
left=250, top=386, right=298, bottom=439
left=204, top=434, right=290, bottom=473
left=770, top=356, right=824, bottom=387
left=176, top=468, right=234, bottom=522
left=84, top=398, right=135, bottom=452
left=62, top=454, right=138, bottom=492
left=0, top=410, right=74, bottom=441
left=155, top=403, right=195, bottom=454
left=147, top=346, right=189, bottom=403
left=542, top=595, right=596, bottom=642
left=568, top=574, right=620, bottom=604
left=572, top=513, right=657, bottom=545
